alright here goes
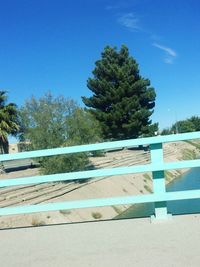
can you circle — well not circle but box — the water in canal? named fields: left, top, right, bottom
left=116, top=167, right=200, bottom=219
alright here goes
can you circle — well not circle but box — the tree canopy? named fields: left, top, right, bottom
left=82, top=45, right=157, bottom=140
left=0, top=91, right=19, bottom=153
left=19, top=93, right=102, bottom=174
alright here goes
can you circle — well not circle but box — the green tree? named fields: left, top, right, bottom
left=0, top=91, right=19, bottom=153
left=19, top=93, right=102, bottom=174
left=82, top=45, right=157, bottom=140
left=19, top=93, right=77, bottom=150
left=66, top=108, right=102, bottom=146
left=189, top=116, right=200, bottom=131
left=172, top=120, right=195, bottom=133
left=161, top=128, right=172, bottom=135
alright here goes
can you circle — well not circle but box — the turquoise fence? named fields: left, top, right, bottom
left=0, top=132, right=200, bottom=219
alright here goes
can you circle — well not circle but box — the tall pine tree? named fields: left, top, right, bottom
left=82, top=45, right=157, bottom=140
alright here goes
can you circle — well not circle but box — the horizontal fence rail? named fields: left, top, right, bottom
left=1, top=189, right=200, bottom=216
left=1, top=159, right=200, bottom=188
left=0, top=131, right=200, bottom=219
left=1, top=131, right=200, bottom=162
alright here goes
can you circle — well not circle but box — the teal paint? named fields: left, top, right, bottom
left=1, top=131, right=200, bottom=162
left=150, top=143, right=168, bottom=219
left=1, top=159, right=200, bottom=188
left=1, top=189, right=200, bottom=216
left=0, top=132, right=200, bottom=218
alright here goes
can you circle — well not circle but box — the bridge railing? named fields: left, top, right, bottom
left=0, top=131, right=200, bottom=219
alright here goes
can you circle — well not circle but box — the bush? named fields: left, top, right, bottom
left=40, top=153, right=89, bottom=175
left=91, top=212, right=102, bottom=219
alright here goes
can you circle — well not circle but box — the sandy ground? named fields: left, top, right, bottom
left=0, top=140, right=199, bottom=229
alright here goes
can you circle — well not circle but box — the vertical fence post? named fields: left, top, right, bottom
left=150, top=143, right=169, bottom=220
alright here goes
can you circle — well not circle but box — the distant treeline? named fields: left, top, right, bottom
left=161, top=116, right=200, bottom=135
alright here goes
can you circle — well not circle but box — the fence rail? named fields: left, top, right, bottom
left=0, top=131, right=200, bottom=219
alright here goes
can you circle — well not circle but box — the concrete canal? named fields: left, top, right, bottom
left=116, top=167, right=200, bottom=219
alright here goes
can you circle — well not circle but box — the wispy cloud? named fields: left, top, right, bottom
left=163, top=57, right=173, bottom=64
left=152, top=42, right=177, bottom=64
left=106, top=4, right=178, bottom=65
left=105, top=5, right=120, bottom=10
left=105, top=2, right=136, bottom=11
left=118, top=13, right=140, bottom=31
left=153, top=43, right=176, bottom=57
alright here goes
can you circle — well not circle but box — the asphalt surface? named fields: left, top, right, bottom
left=0, top=214, right=200, bottom=267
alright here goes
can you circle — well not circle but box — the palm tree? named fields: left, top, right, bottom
left=0, top=91, right=19, bottom=154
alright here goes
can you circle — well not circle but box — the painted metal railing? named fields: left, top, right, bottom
left=0, top=132, right=200, bottom=219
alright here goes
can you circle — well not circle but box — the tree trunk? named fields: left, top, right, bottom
left=2, top=139, right=9, bottom=154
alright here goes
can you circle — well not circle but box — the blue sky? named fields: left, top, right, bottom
left=0, top=0, right=200, bottom=130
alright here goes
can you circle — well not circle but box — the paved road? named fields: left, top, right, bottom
left=1, top=214, right=200, bottom=267
left=1, top=159, right=38, bottom=171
